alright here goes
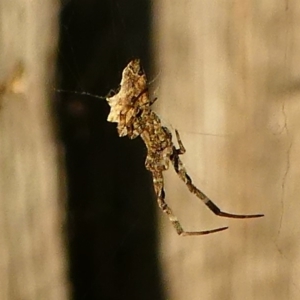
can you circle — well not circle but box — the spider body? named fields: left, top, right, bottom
left=107, top=59, right=263, bottom=236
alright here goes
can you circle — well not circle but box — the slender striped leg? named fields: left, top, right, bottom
left=171, top=130, right=264, bottom=219
left=150, top=97, right=157, bottom=105
left=152, top=171, right=228, bottom=236
left=174, top=129, right=186, bottom=155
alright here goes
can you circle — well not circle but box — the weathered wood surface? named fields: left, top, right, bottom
left=153, top=1, right=300, bottom=299
left=0, top=1, right=69, bottom=299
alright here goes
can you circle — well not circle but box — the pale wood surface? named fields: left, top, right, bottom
left=0, top=1, right=69, bottom=299
left=153, top=1, right=300, bottom=299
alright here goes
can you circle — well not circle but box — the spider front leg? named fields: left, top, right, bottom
left=152, top=171, right=228, bottom=236
left=170, top=135, right=264, bottom=219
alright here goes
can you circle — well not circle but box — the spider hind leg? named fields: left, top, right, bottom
left=170, top=140, right=264, bottom=219
left=154, top=172, right=228, bottom=236
left=206, top=200, right=264, bottom=219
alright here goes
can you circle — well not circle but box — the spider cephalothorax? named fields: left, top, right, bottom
left=107, top=59, right=263, bottom=236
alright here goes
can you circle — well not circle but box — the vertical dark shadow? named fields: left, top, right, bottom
left=56, top=1, right=165, bottom=299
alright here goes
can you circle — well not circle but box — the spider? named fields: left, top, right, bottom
left=106, top=59, right=263, bottom=236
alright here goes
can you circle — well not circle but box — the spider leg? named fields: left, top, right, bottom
left=150, top=97, right=158, bottom=105
left=170, top=149, right=264, bottom=219
left=174, top=129, right=186, bottom=155
left=153, top=171, right=228, bottom=236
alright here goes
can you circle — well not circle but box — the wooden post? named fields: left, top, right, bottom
left=153, top=1, right=300, bottom=299
left=0, top=1, right=69, bottom=299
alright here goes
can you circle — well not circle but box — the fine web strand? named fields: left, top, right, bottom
left=54, top=88, right=106, bottom=101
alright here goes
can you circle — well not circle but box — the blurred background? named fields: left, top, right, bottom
left=1, top=0, right=300, bottom=300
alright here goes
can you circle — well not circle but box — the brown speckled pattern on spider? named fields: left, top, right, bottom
left=107, top=59, right=263, bottom=236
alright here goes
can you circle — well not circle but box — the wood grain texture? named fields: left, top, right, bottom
left=153, top=1, right=300, bottom=299
left=0, top=1, right=69, bottom=299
